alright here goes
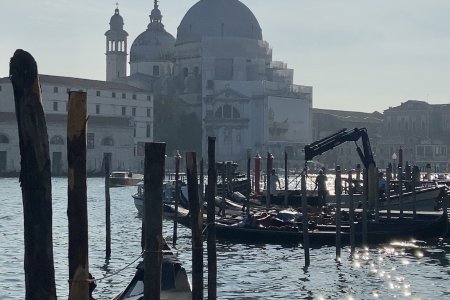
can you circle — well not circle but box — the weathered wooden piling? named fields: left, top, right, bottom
left=173, top=151, right=181, bottom=246
left=362, top=169, right=368, bottom=245
left=254, top=154, right=261, bottom=194
left=220, top=161, right=226, bottom=217
left=200, top=158, right=205, bottom=216
left=398, top=165, right=403, bottom=217
left=104, top=154, right=111, bottom=258
left=386, top=165, right=392, bottom=219
left=301, top=171, right=310, bottom=267
left=284, top=151, right=289, bottom=208
left=348, top=170, right=355, bottom=255
left=335, top=166, right=342, bottom=261
left=412, top=166, right=420, bottom=218
left=374, top=167, right=380, bottom=222
left=266, top=152, right=273, bottom=208
left=246, top=150, right=251, bottom=214
left=368, top=163, right=377, bottom=211
left=67, top=91, right=89, bottom=299
left=143, top=142, right=166, bottom=300
left=10, top=49, right=56, bottom=300
left=186, top=152, right=204, bottom=300
left=207, top=137, right=217, bottom=300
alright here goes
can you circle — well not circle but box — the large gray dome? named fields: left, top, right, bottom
left=130, top=2, right=175, bottom=63
left=176, top=0, right=262, bottom=45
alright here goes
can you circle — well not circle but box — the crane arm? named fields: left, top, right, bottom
left=304, top=128, right=375, bottom=169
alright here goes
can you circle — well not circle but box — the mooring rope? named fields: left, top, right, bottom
left=93, top=250, right=144, bottom=283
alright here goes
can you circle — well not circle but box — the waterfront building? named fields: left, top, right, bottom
left=0, top=75, right=153, bottom=175
left=380, top=100, right=450, bottom=171
left=311, top=109, right=383, bottom=170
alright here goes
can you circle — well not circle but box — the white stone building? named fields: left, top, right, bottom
left=0, top=75, right=153, bottom=175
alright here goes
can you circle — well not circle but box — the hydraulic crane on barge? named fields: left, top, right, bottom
left=304, top=128, right=378, bottom=206
left=304, top=127, right=376, bottom=169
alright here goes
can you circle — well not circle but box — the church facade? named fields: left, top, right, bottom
left=108, top=0, right=313, bottom=162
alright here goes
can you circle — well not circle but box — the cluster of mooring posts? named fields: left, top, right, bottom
left=10, top=49, right=220, bottom=299
left=10, top=49, right=450, bottom=299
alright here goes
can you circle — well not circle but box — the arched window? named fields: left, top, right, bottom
left=214, top=105, right=241, bottom=119
left=0, top=134, right=9, bottom=143
left=232, top=107, right=240, bottom=119
left=101, top=136, right=114, bottom=146
left=223, top=105, right=232, bottom=118
left=50, top=135, right=64, bottom=145
left=215, top=107, right=223, bottom=119
left=146, top=124, right=151, bottom=138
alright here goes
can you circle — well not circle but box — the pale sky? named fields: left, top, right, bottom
left=2, top=0, right=449, bottom=112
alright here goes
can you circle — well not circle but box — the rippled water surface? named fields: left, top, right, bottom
left=1, top=177, right=450, bottom=299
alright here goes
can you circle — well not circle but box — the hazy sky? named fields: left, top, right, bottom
left=2, top=0, right=449, bottom=112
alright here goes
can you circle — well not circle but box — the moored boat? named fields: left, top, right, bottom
left=113, top=240, right=191, bottom=300
left=166, top=204, right=449, bottom=245
left=110, top=171, right=143, bottom=187
left=132, top=181, right=188, bottom=215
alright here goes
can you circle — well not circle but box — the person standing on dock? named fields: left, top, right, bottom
left=314, top=169, right=328, bottom=207
left=378, top=171, right=387, bottom=198
left=269, top=169, right=281, bottom=202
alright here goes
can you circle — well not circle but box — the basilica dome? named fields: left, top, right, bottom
left=176, top=0, right=262, bottom=45
left=130, top=3, right=175, bottom=63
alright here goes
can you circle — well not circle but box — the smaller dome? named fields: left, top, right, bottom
left=130, top=1, right=175, bottom=63
left=130, top=28, right=175, bottom=63
left=110, top=8, right=124, bottom=31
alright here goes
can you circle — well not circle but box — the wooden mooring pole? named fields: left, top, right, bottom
left=143, top=142, right=166, bottom=300
left=266, top=152, right=273, bottom=208
left=10, top=49, right=57, bottom=300
left=301, top=171, right=310, bottom=267
left=284, top=151, right=289, bottom=208
left=398, top=165, right=404, bottom=218
left=186, top=152, right=204, bottom=300
left=173, top=151, right=181, bottom=246
left=207, top=137, right=217, bottom=300
left=348, top=170, right=355, bottom=255
left=67, top=91, right=89, bottom=299
left=386, top=165, right=392, bottom=220
left=246, top=150, right=251, bottom=215
left=104, top=154, right=111, bottom=258
left=335, top=166, right=342, bottom=261
left=412, top=166, right=420, bottom=218
left=254, top=154, right=261, bottom=194
left=362, top=169, right=368, bottom=246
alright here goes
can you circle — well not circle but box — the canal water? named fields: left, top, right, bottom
left=1, top=177, right=449, bottom=299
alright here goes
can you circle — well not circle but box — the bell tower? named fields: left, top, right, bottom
left=105, top=5, right=128, bottom=81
